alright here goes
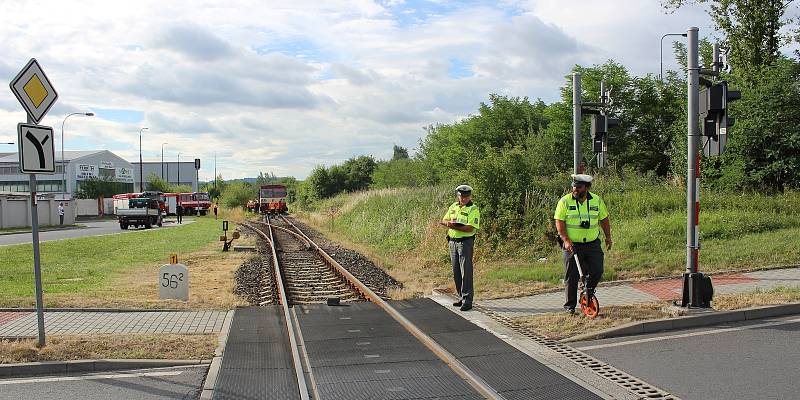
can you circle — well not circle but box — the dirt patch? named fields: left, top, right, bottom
left=514, top=303, right=671, bottom=340
left=0, top=334, right=216, bottom=363
left=41, top=237, right=254, bottom=309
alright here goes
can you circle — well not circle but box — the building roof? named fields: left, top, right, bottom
left=0, top=150, right=107, bottom=164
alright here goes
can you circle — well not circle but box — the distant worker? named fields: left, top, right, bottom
left=176, top=204, right=183, bottom=224
left=439, top=185, right=481, bottom=311
left=58, top=202, right=65, bottom=225
left=213, top=203, right=218, bottom=219
left=554, top=174, right=612, bottom=314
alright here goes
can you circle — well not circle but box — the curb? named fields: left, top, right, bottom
left=563, top=302, right=800, bottom=343
left=0, top=308, right=220, bottom=312
left=0, top=359, right=210, bottom=378
left=200, top=309, right=235, bottom=400
left=0, top=225, right=85, bottom=236
left=482, top=264, right=800, bottom=300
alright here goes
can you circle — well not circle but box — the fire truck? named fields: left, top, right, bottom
left=164, top=192, right=211, bottom=216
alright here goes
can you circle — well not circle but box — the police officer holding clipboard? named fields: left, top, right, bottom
left=439, top=185, right=481, bottom=311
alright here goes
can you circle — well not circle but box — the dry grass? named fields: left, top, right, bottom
left=514, top=303, right=670, bottom=340
left=713, top=286, right=800, bottom=310
left=515, top=287, right=800, bottom=340
left=0, top=334, right=216, bottom=364
left=42, top=238, right=254, bottom=309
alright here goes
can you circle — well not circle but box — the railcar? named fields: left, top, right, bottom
left=259, top=184, right=288, bottom=214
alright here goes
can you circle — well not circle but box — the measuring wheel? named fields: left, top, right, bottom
left=579, top=290, right=600, bottom=318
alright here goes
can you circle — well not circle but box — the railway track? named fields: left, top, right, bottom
left=237, top=215, right=504, bottom=400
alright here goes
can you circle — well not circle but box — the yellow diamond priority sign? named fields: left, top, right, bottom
left=9, top=59, right=58, bottom=124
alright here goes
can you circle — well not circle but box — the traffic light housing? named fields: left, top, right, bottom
left=591, top=115, right=606, bottom=153
left=701, top=81, right=740, bottom=156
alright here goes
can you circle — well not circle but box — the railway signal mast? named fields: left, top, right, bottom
left=573, top=75, right=618, bottom=172
left=680, top=28, right=741, bottom=308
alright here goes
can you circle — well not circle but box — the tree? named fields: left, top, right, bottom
left=75, top=176, right=127, bottom=199
left=392, top=144, right=410, bottom=161
left=663, top=0, right=798, bottom=73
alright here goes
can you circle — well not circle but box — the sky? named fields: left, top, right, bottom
left=0, top=0, right=736, bottom=180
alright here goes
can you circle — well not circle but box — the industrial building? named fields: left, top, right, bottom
left=130, top=161, right=200, bottom=192
left=0, top=150, right=134, bottom=195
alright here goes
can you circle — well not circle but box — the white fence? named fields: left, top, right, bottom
left=0, top=194, right=76, bottom=228
left=75, top=198, right=115, bottom=216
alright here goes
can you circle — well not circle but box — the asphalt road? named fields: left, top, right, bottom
left=574, top=314, right=800, bottom=400
left=0, top=365, right=207, bottom=400
left=0, top=218, right=195, bottom=246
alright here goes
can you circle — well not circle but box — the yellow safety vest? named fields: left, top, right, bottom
left=554, top=192, right=608, bottom=243
left=442, top=201, right=480, bottom=239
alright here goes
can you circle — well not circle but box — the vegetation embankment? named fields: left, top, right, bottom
left=0, top=209, right=252, bottom=309
left=295, top=179, right=800, bottom=299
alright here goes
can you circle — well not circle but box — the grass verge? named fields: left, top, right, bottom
left=0, top=334, right=216, bottom=364
left=0, top=208, right=251, bottom=308
left=296, top=185, right=800, bottom=300
left=513, top=287, right=800, bottom=340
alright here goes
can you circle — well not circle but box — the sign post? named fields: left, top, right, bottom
left=10, top=58, right=59, bottom=347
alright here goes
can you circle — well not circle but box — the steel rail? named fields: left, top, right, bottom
left=240, top=218, right=310, bottom=400
left=279, top=216, right=505, bottom=400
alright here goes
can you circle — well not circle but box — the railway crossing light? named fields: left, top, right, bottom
left=701, top=81, right=741, bottom=157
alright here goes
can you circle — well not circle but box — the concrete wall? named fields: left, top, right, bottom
left=76, top=199, right=99, bottom=216
left=0, top=196, right=75, bottom=228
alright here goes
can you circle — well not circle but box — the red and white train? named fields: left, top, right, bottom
left=259, top=184, right=288, bottom=214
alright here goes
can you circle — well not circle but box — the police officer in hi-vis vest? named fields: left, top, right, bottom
left=554, top=174, right=612, bottom=314
left=439, top=185, right=481, bottom=311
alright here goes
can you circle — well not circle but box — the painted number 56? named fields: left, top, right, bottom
left=161, top=273, right=184, bottom=289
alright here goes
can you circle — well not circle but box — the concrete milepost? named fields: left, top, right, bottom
left=9, top=58, right=60, bottom=347
left=159, top=263, right=189, bottom=301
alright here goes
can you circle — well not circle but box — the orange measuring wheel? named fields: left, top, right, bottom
left=579, top=291, right=600, bottom=318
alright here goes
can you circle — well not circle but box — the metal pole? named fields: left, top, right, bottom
left=139, top=132, right=143, bottom=192
left=177, top=153, right=180, bottom=187
left=572, top=72, right=581, bottom=174
left=661, top=33, right=688, bottom=81
left=28, top=114, right=46, bottom=347
left=686, top=27, right=699, bottom=275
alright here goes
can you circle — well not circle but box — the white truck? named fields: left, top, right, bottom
left=117, top=198, right=163, bottom=229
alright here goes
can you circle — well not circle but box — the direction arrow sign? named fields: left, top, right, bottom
left=9, top=59, right=59, bottom=124
left=18, top=123, right=55, bottom=174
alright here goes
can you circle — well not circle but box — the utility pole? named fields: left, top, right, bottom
left=572, top=73, right=581, bottom=174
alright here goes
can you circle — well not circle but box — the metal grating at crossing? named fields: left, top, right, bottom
left=476, top=303, right=681, bottom=400
left=296, top=302, right=483, bottom=400
left=394, top=298, right=604, bottom=400
left=213, top=307, right=300, bottom=400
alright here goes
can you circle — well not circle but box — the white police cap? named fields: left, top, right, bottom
left=455, top=184, right=473, bottom=194
left=570, top=174, right=593, bottom=184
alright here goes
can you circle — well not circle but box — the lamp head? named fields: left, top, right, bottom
left=85, top=112, right=94, bottom=116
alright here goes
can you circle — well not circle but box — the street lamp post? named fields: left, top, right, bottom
left=139, top=127, right=149, bottom=192
left=177, top=152, right=182, bottom=187
left=61, top=112, right=94, bottom=195
left=161, top=143, right=168, bottom=181
left=661, top=33, right=688, bottom=81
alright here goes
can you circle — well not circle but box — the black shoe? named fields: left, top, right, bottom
left=565, top=308, right=576, bottom=315
left=460, top=303, right=472, bottom=311
left=452, top=300, right=463, bottom=307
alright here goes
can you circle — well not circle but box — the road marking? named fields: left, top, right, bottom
left=576, top=316, right=800, bottom=351
left=0, top=370, right=182, bottom=385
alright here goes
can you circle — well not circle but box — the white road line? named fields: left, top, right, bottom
left=576, top=316, right=800, bottom=351
left=0, top=370, right=183, bottom=385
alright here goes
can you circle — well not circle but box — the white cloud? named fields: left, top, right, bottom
left=0, top=0, right=755, bottom=181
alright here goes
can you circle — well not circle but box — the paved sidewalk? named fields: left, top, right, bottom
left=0, top=310, right=228, bottom=338
left=478, top=267, right=800, bottom=318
